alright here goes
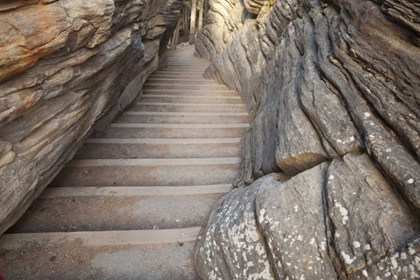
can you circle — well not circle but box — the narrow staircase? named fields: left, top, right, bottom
left=0, top=47, right=249, bottom=279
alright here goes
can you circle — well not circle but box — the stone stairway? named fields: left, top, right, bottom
left=0, top=47, right=249, bottom=279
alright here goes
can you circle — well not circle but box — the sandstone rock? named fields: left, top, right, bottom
left=256, top=163, right=338, bottom=279
left=243, top=0, right=267, bottom=15
left=0, top=0, right=183, bottom=234
left=196, top=0, right=420, bottom=193
left=195, top=0, right=420, bottom=277
left=272, top=22, right=329, bottom=176
left=196, top=157, right=419, bottom=279
left=349, top=238, right=420, bottom=280
left=326, top=154, right=418, bottom=275
left=195, top=173, right=286, bottom=279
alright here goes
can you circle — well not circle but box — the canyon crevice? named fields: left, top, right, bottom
left=0, top=0, right=420, bottom=278
left=195, top=0, right=420, bottom=279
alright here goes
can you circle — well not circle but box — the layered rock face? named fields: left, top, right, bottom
left=0, top=0, right=183, bottom=234
left=195, top=0, right=420, bottom=278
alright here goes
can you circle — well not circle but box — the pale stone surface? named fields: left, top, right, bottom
left=0, top=0, right=183, bottom=234
left=256, top=163, right=338, bottom=279
left=349, top=238, right=420, bottom=280
left=326, top=154, right=418, bottom=275
left=195, top=173, right=286, bottom=279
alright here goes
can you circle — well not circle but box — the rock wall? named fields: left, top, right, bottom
left=195, top=0, right=420, bottom=278
left=0, top=0, right=183, bottom=234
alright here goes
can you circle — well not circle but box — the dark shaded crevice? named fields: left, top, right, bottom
left=321, top=164, right=345, bottom=280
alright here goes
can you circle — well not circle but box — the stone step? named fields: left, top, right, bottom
left=163, top=67, right=208, bottom=70
left=117, top=112, right=250, bottom=124
left=165, top=62, right=208, bottom=65
left=150, top=75, right=205, bottom=79
left=162, top=67, right=207, bottom=71
left=164, top=61, right=207, bottom=64
left=166, top=60, right=207, bottom=62
left=50, top=158, right=241, bottom=187
left=143, top=89, right=237, bottom=96
left=134, top=102, right=247, bottom=113
left=0, top=227, right=200, bottom=248
left=144, top=83, right=227, bottom=90
left=8, top=192, right=225, bottom=233
left=140, top=95, right=242, bottom=104
left=156, top=69, right=206, bottom=73
left=0, top=231, right=199, bottom=279
left=151, top=71, right=205, bottom=76
left=150, top=75, right=205, bottom=80
left=145, top=79, right=219, bottom=85
left=74, top=138, right=242, bottom=159
left=91, top=124, right=248, bottom=138
left=41, top=184, right=233, bottom=197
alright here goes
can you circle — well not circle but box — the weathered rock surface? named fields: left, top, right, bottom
left=196, top=173, right=284, bottom=279
left=0, top=0, right=183, bottom=234
left=196, top=0, right=420, bottom=278
left=197, top=158, right=419, bottom=279
left=256, top=163, right=338, bottom=279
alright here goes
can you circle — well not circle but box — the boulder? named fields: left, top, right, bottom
left=196, top=173, right=286, bottom=279
left=197, top=157, right=419, bottom=279
left=256, top=163, right=338, bottom=279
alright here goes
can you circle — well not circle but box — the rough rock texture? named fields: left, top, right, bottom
left=256, top=163, right=338, bottom=279
left=0, top=0, right=183, bottom=234
left=197, top=157, right=420, bottom=279
left=196, top=173, right=283, bottom=279
left=195, top=0, right=420, bottom=278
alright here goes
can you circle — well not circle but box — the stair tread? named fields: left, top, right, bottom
left=51, top=164, right=240, bottom=187
left=85, top=138, right=242, bottom=143
left=67, top=157, right=241, bottom=167
left=143, top=88, right=235, bottom=91
left=109, top=123, right=249, bottom=128
left=137, top=102, right=244, bottom=107
left=75, top=141, right=242, bottom=159
left=8, top=194, right=224, bottom=233
left=123, top=111, right=247, bottom=116
left=134, top=103, right=247, bottom=113
left=145, top=83, right=225, bottom=87
left=140, top=96, right=242, bottom=104
left=91, top=126, right=247, bottom=139
left=0, top=240, right=198, bottom=279
left=0, top=227, right=200, bottom=249
left=143, top=94, right=240, bottom=99
left=40, top=185, right=233, bottom=197
left=117, top=115, right=250, bottom=125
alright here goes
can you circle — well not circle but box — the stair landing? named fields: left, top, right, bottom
left=0, top=46, right=249, bottom=279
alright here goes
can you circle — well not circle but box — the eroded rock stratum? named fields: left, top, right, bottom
left=0, top=0, right=183, bottom=234
left=195, top=0, right=420, bottom=278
